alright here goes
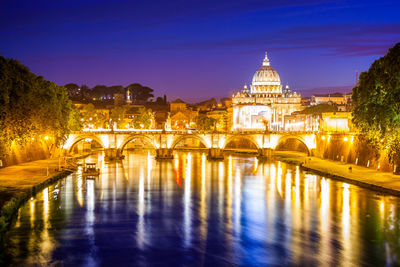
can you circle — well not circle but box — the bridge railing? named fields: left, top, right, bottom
left=71, top=129, right=321, bottom=135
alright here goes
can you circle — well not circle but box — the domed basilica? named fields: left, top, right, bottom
left=232, top=52, right=302, bottom=130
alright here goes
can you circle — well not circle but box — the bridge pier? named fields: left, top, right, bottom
left=309, top=148, right=318, bottom=157
left=105, top=148, right=124, bottom=160
left=207, top=148, right=224, bottom=160
left=156, top=148, right=173, bottom=160
left=257, top=148, right=274, bottom=160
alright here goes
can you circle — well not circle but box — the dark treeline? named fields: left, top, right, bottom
left=64, top=83, right=166, bottom=104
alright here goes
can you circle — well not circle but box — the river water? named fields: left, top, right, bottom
left=3, top=151, right=400, bottom=266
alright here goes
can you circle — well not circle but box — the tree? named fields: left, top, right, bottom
left=126, top=83, right=154, bottom=103
left=110, top=106, right=127, bottom=129
left=64, top=83, right=80, bottom=99
left=0, top=56, right=81, bottom=154
left=299, top=104, right=338, bottom=115
left=132, top=108, right=155, bottom=129
left=352, top=43, right=400, bottom=169
left=195, top=115, right=216, bottom=131
left=81, top=104, right=107, bottom=129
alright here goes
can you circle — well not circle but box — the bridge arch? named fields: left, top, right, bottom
left=223, top=135, right=260, bottom=150
left=170, top=135, right=209, bottom=149
left=119, top=134, right=158, bottom=153
left=66, top=134, right=105, bottom=153
left=275, top=135, right=311, bottom=155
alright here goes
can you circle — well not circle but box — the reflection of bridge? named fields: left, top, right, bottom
left=64, top=129, right=319, bottom=160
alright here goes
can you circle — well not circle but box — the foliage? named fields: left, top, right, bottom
left=0, top=56, right=81, bottom=154
left=132, top=108, right=155, bottom=129
left=126, top=83, right=154, bottom=103
left=216, top=113, right=228, bottom=131
left=81, top=104, right=107, bottom=129
left=352, top=43, right=400, bottom=165
left=299, top=104, right=338, bottom=115
left=195, top=115, right=216, bottom=131
left=68, top=108, right=83, bottom=131
left=110, top=106, right=127, bottom=128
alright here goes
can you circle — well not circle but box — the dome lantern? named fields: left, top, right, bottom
left=262, top=52, right=270, bottom=66
left=250, top=51, right=282, bottom=94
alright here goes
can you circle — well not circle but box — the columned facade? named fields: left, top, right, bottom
left=232, top=52, right=302, bottom=130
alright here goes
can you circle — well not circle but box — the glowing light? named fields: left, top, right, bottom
left=321, top=136, right=326, bottom=140
left=184, top=152, right=192, bottom=248
left=342, top=183, right=350, bottom=239
left=343, top=136, right=348, bottom=142
left=44, top=136, right=49, bottom=140
left=137, top=166, right=145, bottom=248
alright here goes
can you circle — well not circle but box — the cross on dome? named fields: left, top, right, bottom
left=262, top=52, right=270, bottom=66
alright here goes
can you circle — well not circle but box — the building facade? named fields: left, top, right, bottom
left=232, top=52, right=303, bottom=130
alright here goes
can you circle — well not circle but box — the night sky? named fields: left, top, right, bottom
left=1, top=0, right=399, bottom=101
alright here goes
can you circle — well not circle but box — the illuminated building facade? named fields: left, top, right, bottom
left=320, top=112, right=353, bottom=132
left=232, top=52, right=302, bottom=130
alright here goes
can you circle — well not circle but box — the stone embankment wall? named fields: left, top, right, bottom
left=316, top=134, right=392, bottom=172
left=1, top=142, right=54, bottom=167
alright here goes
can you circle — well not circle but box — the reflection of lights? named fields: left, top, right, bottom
left=44, top=136, right=49, bottom=140
left=277, top=162, right=283, bottom=197
left=295, top=166, right=300, bottom=207
left=343, top=136, right=348, bottom=142
left=147, top=151, right=152, bottom=186
left=321, top=136, right=326, bottom=140
left=320, top=178, right=330, bottom=218
left=137, top=167, right=145, bottom=249
left=342, top=183, right=350, bottom=239
left=77, top=175, right=84, bottom=206
left=285, top=171, right=292, bottom=203
left=234, top=167, right=241, bottom=232
left=201, top=153, right=206, bottom=192
left=30, top=198, right=35, bottom=228
left=43, top=187, right=49, bottom=215
left=200, top=153, right=208, bottom=239
left=254, top=157, right=258, bottom=173
left=184, top=152, right=192, bottom=248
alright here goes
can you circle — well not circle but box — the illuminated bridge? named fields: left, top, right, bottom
left=63, top=129, right=325, bottom=160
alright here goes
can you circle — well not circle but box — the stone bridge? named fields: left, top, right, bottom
left=63, top=129, right=320, bottom=160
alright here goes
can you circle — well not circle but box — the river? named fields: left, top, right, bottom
left=3, top=151, right=400, bottom=266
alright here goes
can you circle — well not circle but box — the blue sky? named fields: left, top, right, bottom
left=1, top=0, right=399, bottom=101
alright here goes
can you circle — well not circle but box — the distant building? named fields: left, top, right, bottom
left=232, top=52, right=303, bottom=130
left=170, top=98, right=187, bottom=113
left=284, top=113, right=319, bottom=132
left=320, top=112, right=353, bottom=132
left=311, top=92, right=352, bottom=108
left=169, top=98, right=197, bottom=129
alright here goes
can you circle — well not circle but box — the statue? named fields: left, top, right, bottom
left=165, top=112, right=172, bottom=130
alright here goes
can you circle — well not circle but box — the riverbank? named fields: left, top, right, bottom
left=0, top=155, right=85, bottom=244
left=274, top=151, right=400, bottom=196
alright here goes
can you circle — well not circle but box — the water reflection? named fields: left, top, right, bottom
left=4, top=151, right=400, bottom=266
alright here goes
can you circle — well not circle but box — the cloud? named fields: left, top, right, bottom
left=150, top=23, right=400, bottom=57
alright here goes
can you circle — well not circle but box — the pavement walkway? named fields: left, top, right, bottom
left=275, top=151, right=400, bottom=195
left=0, top=158, right=71, bottom=208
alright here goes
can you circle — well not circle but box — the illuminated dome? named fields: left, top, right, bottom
left=250, top=52, right=282, bottom=94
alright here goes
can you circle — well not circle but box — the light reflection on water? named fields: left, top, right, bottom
left=4, top=151, right=400, bottom=266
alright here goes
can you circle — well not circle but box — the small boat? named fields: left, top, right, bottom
left=83, top=162, right=100, bottom=177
